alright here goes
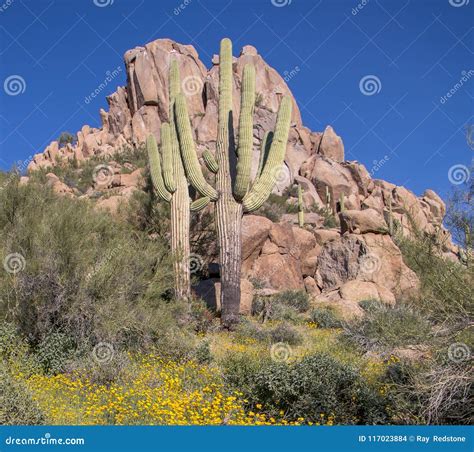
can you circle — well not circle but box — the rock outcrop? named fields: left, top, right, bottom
left=25, top=38, right=459, bottom=317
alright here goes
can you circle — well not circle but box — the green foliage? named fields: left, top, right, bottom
left=35, top=331, right=75, bottom=374
left=194, top=340, right=212, bottom=364
left=398, top=235, right=473, bottom=323
left=252, top=290, right=310, bottom=323
left=0, top=179, right=174, bottom=350
left=343, top=303, right=432, bottom=350
left=268, top=322, right=302, bottom=345
left=310, top=306, right=342, bottom=328
left=253, top=193, right=298, bottom=222
left=58, top=131, right=76, bottom=148
left=226, top=353, right=388, bottom=424
left=0, top=361, right=45, bottom=425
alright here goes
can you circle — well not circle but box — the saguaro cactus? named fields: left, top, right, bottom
left=175, top=38, right=292, bottom=328
left=146, top=61, right=191, bottom=300
left=298, top=185, right=304, bottom=227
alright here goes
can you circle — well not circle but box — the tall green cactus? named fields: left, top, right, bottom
left=298, top=185, right=304, bottom=227
left=175, top=38, right=292, bottom=328
left=146, top=60, right=191, bottom=300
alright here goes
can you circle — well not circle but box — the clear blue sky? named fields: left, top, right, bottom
left=0, top=0, right=472, bottom=200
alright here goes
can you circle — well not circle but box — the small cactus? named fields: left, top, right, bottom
left=388, top=195, right=394, bottom=236
left=298, top=185, right=304, bottom=227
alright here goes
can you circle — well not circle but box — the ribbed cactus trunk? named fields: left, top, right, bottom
left=175, top=38, right=292, bottom=328
left=169, top=62, right=191, bottom=299
left=216, top=38, right=242, bottom=329
left=146, top=60, right=191, bottom=301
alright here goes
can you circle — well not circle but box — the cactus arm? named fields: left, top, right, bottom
left=203, top=149, right=219, bottom=174
left=233, top=64, right=256, bottom=201
left=146, top=134, right=171, bottom=203
left=242, top=96, right=292, bottom=213
left=174, top=93, right=218, bottom=201
left=190, top=196, right=211, bottom=212
left=256, top=131, right=273, bottom=181
left=160, top=122, right=176, bottom=193
left=339, top=192, right=345, bottom=213
left=298, top=185, right=304, bottom=227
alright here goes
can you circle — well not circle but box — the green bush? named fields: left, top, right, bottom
left=398, top=235, right=473, bottom=323
left=272, top=290, right=310, bottom=313
left=269, top=322, right=302, bottom=345
left=35, top=331, right=75, bottom=374
left=239, top=353, right=388, bottom=424
left=0, top=361, right=44, bottom=425
left=235, top=319, right=268, bottom=343
left=343, top=304, right=432, bottom=350
left=0, top=179, right=174, bottom=351
left=310, top=306, right=342, bottom=328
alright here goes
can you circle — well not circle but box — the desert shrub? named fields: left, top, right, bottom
left=253, top=194, right=298, bottom=222
left=35, top=331, right=76, bottom=374
left=358, top=299, right=384, bottom=313
left=398, top=235, right=473, bottom=323
left=246, top=353, right=387, bottom=424
left=382, top=359, right=472, bottom=425
left=269, top=322, right=302, bottom=345
left=310, top=306, right=342, bottom=328
left=0, top=361, right=44, bottom=425
left=0, top=179, right=174, bottom=351
left=343, top=304, right=432, bottom=350
left=272, top=290, right=310, bottom=313
left=252, top=290, right=310, bottom=323
left=194, top=340, right=212, bottom=364
left=235, top=319, right=269, bottom=343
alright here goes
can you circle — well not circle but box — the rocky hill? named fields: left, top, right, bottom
left=24, top=38, right=460, bottom=318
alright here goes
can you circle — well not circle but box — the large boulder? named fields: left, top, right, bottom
left=316, top=233, right=419, bottom=299
left=339, top=208, right=387, bottom=234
